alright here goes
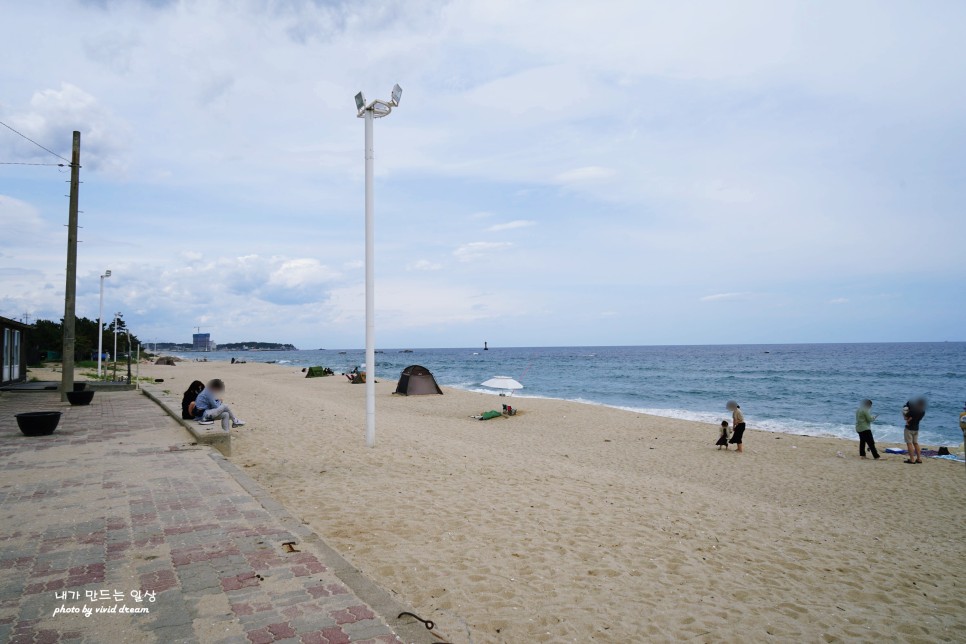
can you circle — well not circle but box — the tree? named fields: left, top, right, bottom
left=104, top=314, right=131, bottom=358
left=29, top=316, right=141, bottom=361
left=31, top=319, right=61, bottom=357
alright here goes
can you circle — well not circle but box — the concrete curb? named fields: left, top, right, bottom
left=140, top=384, right=436, bottom=643
left=140, top=384, right=231, bottom=456
left=209, top=453, right=437, bottom=644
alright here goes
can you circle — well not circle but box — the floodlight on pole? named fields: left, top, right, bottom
left=354, top=84, right=402, bottom=448
left=97, top=270, right=111, bottom=378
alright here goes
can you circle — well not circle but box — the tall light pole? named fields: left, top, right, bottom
left=97, top=269, right=111, bottom=378
left=355, top=83, right=402, bottom=448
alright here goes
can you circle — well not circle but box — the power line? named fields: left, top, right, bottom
left=0, top=161, right=66, bottom=166
left=0, top=119, right=72, bottom=163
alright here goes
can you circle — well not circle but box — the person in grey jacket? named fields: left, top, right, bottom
left=194, top=379, right=245, bottom=431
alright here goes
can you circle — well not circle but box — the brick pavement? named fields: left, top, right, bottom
left=0, top=391, right=429, bottom=644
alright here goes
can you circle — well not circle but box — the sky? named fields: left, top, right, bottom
left=1, top=0, right=964, bottom=349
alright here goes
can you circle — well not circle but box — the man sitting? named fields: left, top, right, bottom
left=194, top=378, right=245, bottom=431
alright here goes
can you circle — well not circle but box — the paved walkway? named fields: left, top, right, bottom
left=0, top=390, right=429, bottom=644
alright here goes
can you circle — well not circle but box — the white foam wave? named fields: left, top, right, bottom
left=445, top=384, right=956, bottom=445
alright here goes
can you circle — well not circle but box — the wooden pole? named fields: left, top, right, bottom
left=60, top=131, right=80, bottom=401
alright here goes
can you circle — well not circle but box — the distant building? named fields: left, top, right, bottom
left=192, top=333, right=212, bottom=351
left=1, top=316, right=28, bottom=386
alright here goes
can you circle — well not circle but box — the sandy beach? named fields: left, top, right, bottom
left=132, top=359, right=965, bottom=643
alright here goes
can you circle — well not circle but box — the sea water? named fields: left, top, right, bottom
left=183, top=343, right=966, bottom=446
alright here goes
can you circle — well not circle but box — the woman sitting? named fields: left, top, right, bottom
left=181, top=380, right=205, bottom=420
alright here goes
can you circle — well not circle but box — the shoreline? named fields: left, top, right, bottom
left=40, top=356, right=960, bottom=455
left=125, top=359, right=965, bottom=642
left=147, top=356, right=964, bottom=449
left=421, top=384, right=964, bottom=453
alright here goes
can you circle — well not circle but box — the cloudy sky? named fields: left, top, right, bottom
left=1, top=0, right=964, bottom=349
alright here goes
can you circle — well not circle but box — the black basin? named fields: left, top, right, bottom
left=73, top=383, right=87, bottom=392
left=66, top=390, right=95, bottom=406
left=15, top=411, right=62, bottom=436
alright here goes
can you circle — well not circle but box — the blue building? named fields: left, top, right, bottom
left=192, top=333, right=211, bottom=351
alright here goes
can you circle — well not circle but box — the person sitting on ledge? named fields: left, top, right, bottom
left=194, top=378, right=245, bottom=431
left=181, top=380, right=205, bottom=420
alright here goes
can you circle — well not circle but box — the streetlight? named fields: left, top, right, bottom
left=97, top=270, right=111, bottom=378
left=113, top=311, right=121, bottom=380
left=354, top=83, right=402, bottom=448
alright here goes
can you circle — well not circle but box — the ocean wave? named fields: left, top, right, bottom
left=446, top=384, right=958, bottom=445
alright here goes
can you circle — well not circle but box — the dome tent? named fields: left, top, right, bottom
left=394, top=365, right=443, bottom=395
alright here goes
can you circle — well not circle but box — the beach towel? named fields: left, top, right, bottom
left=881, top=447, right=963, bottom=461
left=479, top=410, right=502, bottom=421
left=932, top=454, right=965, bottom=462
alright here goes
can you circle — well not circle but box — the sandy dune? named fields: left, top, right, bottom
left=138, top=360, right=965, bottom=643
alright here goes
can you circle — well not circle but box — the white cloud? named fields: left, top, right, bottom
left=828, top=297, right=849, bottom=304
left=406, top=259, right=442, bottom=271
left=1, top=1, right=964, bottom=345
left=453, top=241, right=513, bottom=263
left=1, top=83, right=130, bottom=174
left=487, top=220, right=535, bottom=232
left=0, top=195, right=48, bottom=236
left=325, top=279, right=532, bottom=329
left=267, top=258, right=340, bottom=289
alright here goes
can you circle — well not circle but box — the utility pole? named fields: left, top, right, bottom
left=60, top=131, right=80, bottom=401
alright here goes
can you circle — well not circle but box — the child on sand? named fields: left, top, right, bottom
left=716, top=420, right=731, bottom=449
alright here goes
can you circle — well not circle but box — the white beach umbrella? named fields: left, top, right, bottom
left=482, top=376, right=524, bottom=396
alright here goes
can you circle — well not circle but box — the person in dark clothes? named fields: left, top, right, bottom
left=181, top=380, right=205, bottom=420
left=716, top=420, right=731, bottom=450
left=854, top=399, right=879, bottom=459
left=726, top=401, right=746, bottom=453
left=903, top=398, right=927, bottom=464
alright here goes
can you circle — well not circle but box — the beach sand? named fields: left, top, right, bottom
left=136, top=360, right=965, bottom=643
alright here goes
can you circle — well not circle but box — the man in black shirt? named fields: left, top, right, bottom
left=902, top=398, right=926, bottom=464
